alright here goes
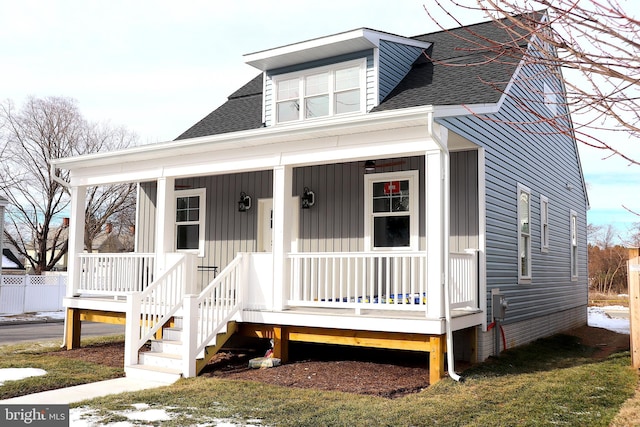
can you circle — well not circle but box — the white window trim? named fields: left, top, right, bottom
left=540, top=195, right=549, bottom=253
left=517, top=183, right=532, bottom=283
left=544, top=82, right=557, bottom=116
left=570, top=209, right=578, bottom=281
left=175, top=188, right=206, bottom=257
left=364, top=170, right=419, bottom=251
left=272, top=58, right=366, bottom=124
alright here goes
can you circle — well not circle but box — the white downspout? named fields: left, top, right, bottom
left=429, top=116, right=463, bottom=382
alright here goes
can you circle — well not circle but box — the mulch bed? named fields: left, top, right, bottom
left=53, top=325, right=630, bottom=398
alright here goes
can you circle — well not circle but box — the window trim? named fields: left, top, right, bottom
left=570, top=209, right=578, bottom=281
left=517, top=183, right=532, bottom=283
left=273, top=58, right=366, bottom=124
left=364, top=170, right=419, bottom=251
left=540, top=195, right=549, bottom=253
left=175, top=188, right=206, bottom=257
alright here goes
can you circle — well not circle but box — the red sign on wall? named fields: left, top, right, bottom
left=384, top=181, right=400, bottom=194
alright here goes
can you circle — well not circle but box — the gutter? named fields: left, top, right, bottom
left=428, top=113, right=463, bottom=382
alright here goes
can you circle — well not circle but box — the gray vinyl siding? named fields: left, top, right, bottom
left=437, top=55, right=588, bottom=327
left=263, top=50, right=374, bottom=126
left=137, top=182, right=157, bottom=253
left=378, top=40, right=424, bottom=102
left=449, top=150, right=479, bottom=252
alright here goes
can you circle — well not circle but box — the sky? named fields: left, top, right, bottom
left=1, top=0, right=639, bottom=240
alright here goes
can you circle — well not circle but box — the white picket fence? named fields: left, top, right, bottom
left=0, top=274, right=67, bottom=314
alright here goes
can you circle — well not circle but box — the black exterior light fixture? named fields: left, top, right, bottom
left=364, top=160, right=376, bottom=173
left=238, top=192, right=252, bottom=212
left=301, top=187, right=315, bottom=209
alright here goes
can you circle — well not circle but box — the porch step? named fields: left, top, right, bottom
left=124, top=364, right=182, bottom=384
left=139, top=350, right=182, bottom=370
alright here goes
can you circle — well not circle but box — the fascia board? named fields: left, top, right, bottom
left=433, top=103, right=500, bottom=118
left=53, top=106, right=434, bottom=171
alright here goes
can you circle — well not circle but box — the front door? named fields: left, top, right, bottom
left=257, top=198, right=298, bottom=252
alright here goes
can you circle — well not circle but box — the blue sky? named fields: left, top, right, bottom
left=1, top=0, right=638, bottom=239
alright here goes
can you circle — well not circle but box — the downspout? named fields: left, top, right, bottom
left=50, top=163, right=71, bottom=349
left=429, top=115, right=463, bottom=382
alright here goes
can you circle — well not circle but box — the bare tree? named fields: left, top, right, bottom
left=426, top=0, right=640, bottom=166
left=0, top=96, right=138, bottom=273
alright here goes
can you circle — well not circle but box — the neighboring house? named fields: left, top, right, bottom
left=91, top=223, right=135, bottom=253
left=52, top=14, right=588, bottom=384
left=2, top=247, right=26, bottom=273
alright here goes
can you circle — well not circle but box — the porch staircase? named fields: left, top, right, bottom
left=125, top=317, right=238, bottom=383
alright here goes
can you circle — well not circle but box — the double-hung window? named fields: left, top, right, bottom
left=540, top=195, right=549, bottom=253
left=570, top=210, right=578, bottom=281
left=518, top=184, right=532, bottom=282
left=175, top=188, right=205, bottom=257
left=365, top=171, right=418, bottom=250
left=275, top=59, right=364, bottom=124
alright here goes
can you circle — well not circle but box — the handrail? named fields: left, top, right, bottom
left=78, top=253, right=155, bottom=295
left=124, top=253, right=195, bottom=367
left=182, top=253, right=245, bottom=377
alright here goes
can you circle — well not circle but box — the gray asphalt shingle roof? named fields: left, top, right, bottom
left=176, top=16, right=532, bottom=140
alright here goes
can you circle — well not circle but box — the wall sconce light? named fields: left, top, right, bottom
left=301, top=187, right=315, bottom=209
left=238, top=192, right=252, bottom=212
left=364, top=160, right=376, bottom=173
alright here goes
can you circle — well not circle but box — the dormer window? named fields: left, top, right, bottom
left=274, top=59, right=365, bottom=124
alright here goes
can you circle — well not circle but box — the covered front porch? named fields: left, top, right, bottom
left=56, top=108, right=485, bottom=382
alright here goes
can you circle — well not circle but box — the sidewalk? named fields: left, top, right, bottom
left=0, top=311, right=65, bottom=325
left=0, top=377, right=176, bottom=404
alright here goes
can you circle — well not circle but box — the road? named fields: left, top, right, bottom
left=0, top=321, right=124, bottom=345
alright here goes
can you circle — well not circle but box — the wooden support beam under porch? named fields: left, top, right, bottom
left=238, top=323, right=447, bottom=384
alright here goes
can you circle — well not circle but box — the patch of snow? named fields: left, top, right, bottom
left=0, top=368, right=47, bottom=386
left=587, top=306, right=630, bottom=334
left=1, top=254, right=19, bottom=269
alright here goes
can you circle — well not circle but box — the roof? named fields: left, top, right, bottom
left=2, top=248, right=25, bottom=270
left=176, top=15, right=534, bottom=141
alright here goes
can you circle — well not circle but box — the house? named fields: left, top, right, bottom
left=52, top=13, right=588, bottom=384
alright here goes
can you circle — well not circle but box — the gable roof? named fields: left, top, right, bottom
left=176, top=15, right=534, bottom=140
left=2, top=248, right=25, bottom=270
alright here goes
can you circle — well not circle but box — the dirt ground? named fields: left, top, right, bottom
left=54, top=325, right=630, bottom=399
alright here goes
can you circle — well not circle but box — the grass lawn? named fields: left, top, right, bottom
left=66, top=333, right=638, bottom=427
left=0, top=335, right=124, bottom=400
left=1, top=332, right=637, bottom=426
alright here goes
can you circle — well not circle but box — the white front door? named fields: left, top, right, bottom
left=258, top=198, right=298, bottom=252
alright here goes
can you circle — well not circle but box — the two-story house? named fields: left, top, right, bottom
left=53, top=13, right=588, bottom=384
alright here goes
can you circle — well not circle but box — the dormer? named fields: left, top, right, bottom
left=244, top=29, right=431, bottom=127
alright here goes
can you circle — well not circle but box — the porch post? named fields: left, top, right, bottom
left=155, top=176, right=175, bottom=274
left=272, top=165, right=293, bottom=311
left=425, top=150, right=444, bottom=318
left=67, top=185, right=86, bottom=297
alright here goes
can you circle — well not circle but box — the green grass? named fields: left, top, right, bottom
left=0, top=335, right=124, bottom=400
left=71, top=334, right=637, bottom=427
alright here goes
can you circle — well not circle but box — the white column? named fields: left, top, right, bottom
left=155, top=177, right=175, bottom=274
left=425, top=150, right=445, bottom=318
left=272, top=165, right=293, bottom=311
left=0, top=197, right=7, bottom=284
left=67, top=185, right=87, bottom=297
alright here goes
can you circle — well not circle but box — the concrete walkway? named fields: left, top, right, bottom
left=0, top=377, right=175, bottom=404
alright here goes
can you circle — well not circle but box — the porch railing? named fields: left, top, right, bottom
left=288, top=252, right=429, bottom=312
left=288, top=251, right=479, bottom=313
left=182, top=253, right=245, bottom=377
left=78, top=253, right=155, bottom=295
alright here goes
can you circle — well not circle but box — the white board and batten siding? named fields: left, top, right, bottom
left=437, top=52, right=588, bottom=336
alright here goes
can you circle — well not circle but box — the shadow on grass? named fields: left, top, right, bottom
left=461, top=333, right=623, bottom=379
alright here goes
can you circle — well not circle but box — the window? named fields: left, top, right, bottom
left=365, top=171, right=418, bottom=250
left=570, top=210, right=578, bottom=281
left=540, top=195, right=549, bottom=253
left=175, top=189, right=205, bottom=256
left=274, top=60, right=364, bottom=124
left=517, top=184, right=531, bottom=282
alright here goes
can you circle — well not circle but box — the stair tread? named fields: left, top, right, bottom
left=127, top=364, right=182, bottom=375
left=143, top=351, right=182, bottom=360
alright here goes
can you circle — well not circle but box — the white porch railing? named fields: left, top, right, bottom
left=124, top=253, right=195, bottom=368
left=288, top=251, right=479, bottom=314
left=449, top=250, right=478, bottom=309
left=182, top=253, right=246, bottom=377
left=78, top=253, right=155, bottom=295
left=288, top=252, right=429, bottom=312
